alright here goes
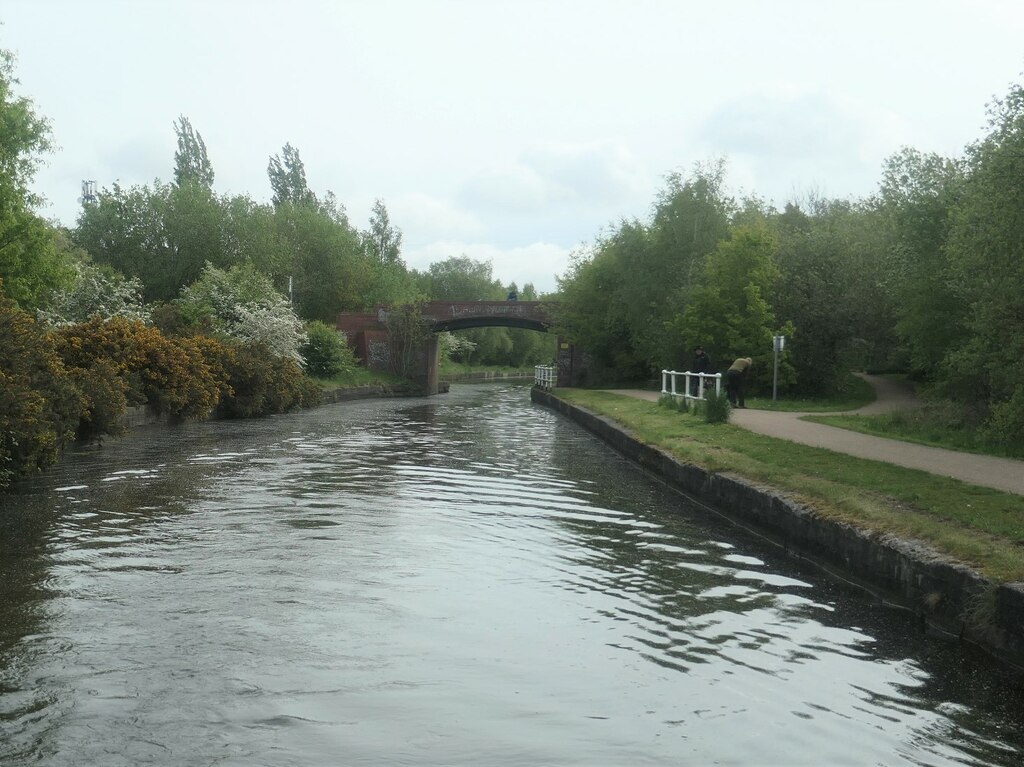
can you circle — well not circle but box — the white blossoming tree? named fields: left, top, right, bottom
left=179, top=263, right=306, bottom=363
left=38, top=260, right=150, bottom=327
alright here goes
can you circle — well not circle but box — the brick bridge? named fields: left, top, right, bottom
left=337, top=301, right=587, bottom=394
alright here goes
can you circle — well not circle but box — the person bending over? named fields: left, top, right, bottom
left=726, top=357, right=752, bottom=408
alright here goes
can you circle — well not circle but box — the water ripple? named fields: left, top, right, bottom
left=0, top=383, right=1022, bottom=765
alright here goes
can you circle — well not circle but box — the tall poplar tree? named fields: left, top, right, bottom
left=267, top=143, right=317, bottom=209
left=172, top=115, right=215, bottom=191
left=362, top=199, right=403, bottom=265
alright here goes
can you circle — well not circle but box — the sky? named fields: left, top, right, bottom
left=3, top=0, right=1024, bottom=294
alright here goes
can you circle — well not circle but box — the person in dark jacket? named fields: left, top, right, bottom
left=726, top=357, right=752, bottom=408
left=691, top=345, right=712, bottom=396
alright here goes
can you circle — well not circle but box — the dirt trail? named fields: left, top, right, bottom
left=605, top=376, right=1024, bottom=496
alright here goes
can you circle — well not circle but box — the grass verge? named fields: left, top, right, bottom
left=744, top=374, right=876, bottom=412
left=556, top=388, right=1024, bottom=583
left=805, top=410, right=1024, bottom=460
left=312, top=368, right=408, bottom=389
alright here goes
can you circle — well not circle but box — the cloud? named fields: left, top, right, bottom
left=403, top=240, right=571, bottom=295
left=460, top=140, right=647, bottom=214
left=387, top=193, right=486, bottom=244
left=698, top=88, right=917, bottom=203
left=98, top=133, right=174, bottom=187
left=701, top=90, right=860, bottom=159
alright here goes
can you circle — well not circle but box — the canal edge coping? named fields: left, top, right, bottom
left=530, top=387, right=1024, bottom=673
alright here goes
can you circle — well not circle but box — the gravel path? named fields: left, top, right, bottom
left=606, top=375, right=1024, bottom=496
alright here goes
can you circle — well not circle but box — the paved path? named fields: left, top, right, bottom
left=606, top=375, right=1024, bottom=496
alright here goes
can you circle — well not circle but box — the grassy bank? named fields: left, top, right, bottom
left=806, top=408, right=1024, bottom=460
left=313, top=368, right=408, bottom=389
left=556, top=389, right=1024, bottom=583
left=746, top=374, right=876, bottom=412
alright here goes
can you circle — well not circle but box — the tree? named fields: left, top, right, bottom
left=301, top=320, right=356, bottom=378
left=941, top=81, right=1024, bottom=444
left=423, top=255, right=501, bottom=300
left=274, top=202, right=371, bottom=321
left=178, top=262, right=306, bottom=363
left=37, top=256, right=149, bottom=327
left=553, top=163, right=735, bottom=382
left=772, top=199, right=894, bottom=394
left=362, top=199, right=403, bottom=265
left=0, top=284, right=82, bottom=488
left=676, top=224, right=794, bottom=391
left=74, top=180, right=216, bottom=303
left=172, top=115, right=214, bottom=191
left=877, top=147, right=964, bottom=378
left=0, top=49, right=73, bottom=308
left=268, top=143, right=318, bottom=209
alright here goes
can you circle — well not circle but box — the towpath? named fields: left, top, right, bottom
left=605, top=375, right=1024, bottom=496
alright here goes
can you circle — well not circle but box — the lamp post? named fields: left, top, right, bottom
left=772, top=334, right=785, bottom=401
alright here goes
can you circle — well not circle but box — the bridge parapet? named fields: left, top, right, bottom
left=421, top=301, right=551, bottom=332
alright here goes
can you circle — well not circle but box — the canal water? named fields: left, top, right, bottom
left=1, top=383, right=1022, bottom=766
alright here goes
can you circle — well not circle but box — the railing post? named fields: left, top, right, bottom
left=662, top=370, right=669, bottom=395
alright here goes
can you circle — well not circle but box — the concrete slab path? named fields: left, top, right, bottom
left=604, top=375, right=1024, bottom=496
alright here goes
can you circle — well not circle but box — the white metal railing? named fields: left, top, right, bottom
left=661, top=369, right=722, bottom=401
left=535, top=364, right=557, bottom=390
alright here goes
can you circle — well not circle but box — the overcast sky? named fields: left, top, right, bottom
left=3, top=0, right=1023, bottom=293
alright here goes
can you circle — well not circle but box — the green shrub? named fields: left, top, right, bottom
left=68, top=358, right=129, bottom=440
left=0, top=288, right=83, bottom=488
left=53, top=317, right=221, bottom=421
left=301, top=321, right=356, bottom=378
left=658, top=393, right=690, bottom=412
left=217, top=342, right=322, bottom=418
left=704, top=390, right=731, bottom=424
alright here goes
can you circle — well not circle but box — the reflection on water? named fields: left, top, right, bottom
left=1, top=383, right=1022, bottom=766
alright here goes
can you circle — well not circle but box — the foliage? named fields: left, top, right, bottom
left=877, top=148, right=964, bottom=378
left=73, top=180, right=208, bottom=302
left=769, top=199, right=894, bottom=394
left=554, top=225, right=651, bottom=380
left=438, top=330, right=477, bottom=363
left=938, top=82, right=1024, bottom=443
left=178, top=262, right=306, bottom=362
left=66, top=357, right=129, bottom=441
left=0, top=49, right=74, bottom=309
left=216, top=342, right=321, bottom=418
left=53, top=317, right=221, bottom=420
left=0, top=286, right=82, bottom=488
left=38, top=257, right=149, bottom=326
left=362, top=199, right=403, bottom=265
left=555, top=163, right=734, bottom=381
left=301, top=321, right=357, bottom=378
left=268, top=143, right=318, bottom=209
left=173, top=115, right=215, bottom=191
left=703, top=390, right=731, bottom=424
left=676, top=224, right=794, bottom=393
left=274, top=201, right=373, bottom=321
left=384, top=303, right=433, bottom=379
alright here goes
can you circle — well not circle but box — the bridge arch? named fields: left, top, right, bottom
left=337, top=300, right=587, bottom=394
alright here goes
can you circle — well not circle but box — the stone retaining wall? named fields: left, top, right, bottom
left=531, top=387, right=1024, bottom=671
